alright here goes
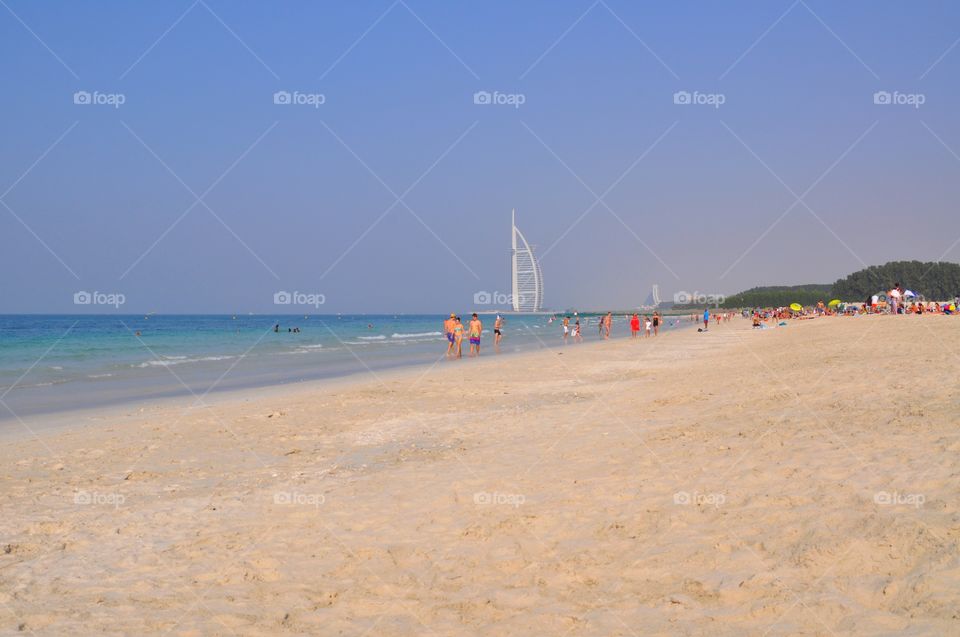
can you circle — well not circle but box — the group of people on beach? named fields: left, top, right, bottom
left=629, top=312, right=661, bottom=338
left=747, top=282, right=960, bottom=328
left=444, top=313, right=503, bottom=358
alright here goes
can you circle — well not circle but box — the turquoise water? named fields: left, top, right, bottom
left=0, top=313, right=687, bottom=422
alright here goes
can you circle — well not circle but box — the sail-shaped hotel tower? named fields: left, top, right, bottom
left=510, top=210, right=544, bottom=312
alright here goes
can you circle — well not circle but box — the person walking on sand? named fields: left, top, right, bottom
left=653, top=311, right=661, bottom=336
left=444, top=313, right=456, bottom=357
left=644, top=315, right=652, bottom=337
left=630, top=313, right=640, bottom=338
left=703, top=306, right=710, bottom=331
left=604, top=312, right=612, bottom=339
left=468, top=313, right=483, bottom=356
left=494, top=314, right=503, bottom=347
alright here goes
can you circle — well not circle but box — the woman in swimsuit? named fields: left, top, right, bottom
left=453, top=317, right=464, bottom=358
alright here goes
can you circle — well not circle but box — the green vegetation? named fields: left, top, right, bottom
left=677, top=261, right=960, bottom=309
left=716, top=284, right=832, bottom=309
left=830, top=261, right=960, bottom=301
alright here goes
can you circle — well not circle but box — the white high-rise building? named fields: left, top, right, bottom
left=511, top=210, right=544, bottom=312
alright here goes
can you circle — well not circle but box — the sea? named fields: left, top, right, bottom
left=0, top=313, right=689, bottom=424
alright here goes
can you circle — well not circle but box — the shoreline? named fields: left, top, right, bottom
left=0, top=318, right=691, bottom=437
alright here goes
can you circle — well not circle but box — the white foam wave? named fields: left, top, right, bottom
left=135, top=355, right=235, bottom=368
left=391, top=331, right=441, bottom=339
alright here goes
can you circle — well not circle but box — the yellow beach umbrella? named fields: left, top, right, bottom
left=789, top=303, right=803, bottom=311
left=828, top=299, right=841, bottom=307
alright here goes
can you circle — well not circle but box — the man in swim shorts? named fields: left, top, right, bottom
left=444, top=313, right=456, bottom=357
left=468, top=313, right=483, bottom=356
left=494, top=314, right=503, bottom=347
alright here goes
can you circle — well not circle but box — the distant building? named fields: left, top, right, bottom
left=642, top=284, right=661, bottom=309
left=511, top=210, right=544, bottom=312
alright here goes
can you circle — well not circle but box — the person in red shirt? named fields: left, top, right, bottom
left=630, top=313, right=640, bottom=338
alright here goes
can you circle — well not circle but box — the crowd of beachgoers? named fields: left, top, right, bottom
left=747, top=282, right=960, bottom=328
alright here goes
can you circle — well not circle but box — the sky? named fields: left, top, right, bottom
left=2, top=0, right=959, bottom=313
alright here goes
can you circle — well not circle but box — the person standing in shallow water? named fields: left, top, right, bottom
left=493, top=315, right=503, bottom=348
left=443, top=313, right=456, bottom=357
left=453, top=317, right=464, bottom=358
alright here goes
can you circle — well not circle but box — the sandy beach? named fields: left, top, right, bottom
left=2, top=316, right=958, bottom=636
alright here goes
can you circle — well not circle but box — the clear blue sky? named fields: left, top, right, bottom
left=2, top=1, right=959, bottom=313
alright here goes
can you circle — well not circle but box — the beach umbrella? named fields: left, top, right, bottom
left=828, top=299, right=841, bottom=307
left=789, top=303, right=803, bottom=311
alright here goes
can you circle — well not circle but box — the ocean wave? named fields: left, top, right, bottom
left=391, top=331, right=441, bottom=339
left=357, top=335, right=386, bottom=340
left=87, top=373, right=113, bottom=378
left=135, top=355, right=236, bottom=368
